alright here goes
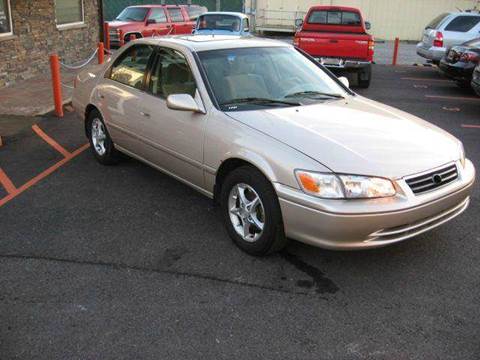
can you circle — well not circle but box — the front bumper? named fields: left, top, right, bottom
left=275, top=159, right=475, bottom=250
left=439, top=60, right=475, bottom=82
left=416, top=43, right=446, bottom=62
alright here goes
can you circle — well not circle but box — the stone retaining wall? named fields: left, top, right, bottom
left=0, top=0, right=100, bottom=88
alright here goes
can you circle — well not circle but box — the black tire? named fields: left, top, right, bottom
left=86, top=109, right=120, bottom=165
left=220, top=165, right=287, bottom=256
left=456, top=81, right=471, bottom=89
left=357, top=65, right=372, bottom=88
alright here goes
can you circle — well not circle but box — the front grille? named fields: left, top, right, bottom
left=405, top=163, right=458, bottom=195
left=109, top=29, right=120, bottom=46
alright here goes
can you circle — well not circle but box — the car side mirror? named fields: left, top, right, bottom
left=166, top=94, right=203, bottom=113
left=338, top=76, right=350, bottom=88
left=295, top=19, right=303, bottom=28
left=146, top=19, right=156, bottom=25
left=365, top=21, right=371, bottom=30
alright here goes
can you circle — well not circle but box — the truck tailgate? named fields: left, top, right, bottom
left=297, top=32, right=370, bottom=59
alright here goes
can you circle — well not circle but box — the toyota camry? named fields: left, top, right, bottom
left=73, top=36, right=475, bottom=255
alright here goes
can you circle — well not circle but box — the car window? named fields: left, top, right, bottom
left=167, top=8, right=184, bottom=22
left=149, top=48, right=196, bottom=99
left=109, top=45, right=154, bottom=89
left=186, top=6, right=206, bottom=21
left=116, top=7, right=149, bottom=22
left=308, top=10, right=361, bottom=26
left=445, top=16, right=480, bottom=32
left=426, top=13, right=449, bottom=29
left=148, top=8, right=167, bottom=23
left=198, top=14, right=241, bottom=32
left=243, top=18, right=249, bottom=32
left=198, top=47, right=347, bottom=111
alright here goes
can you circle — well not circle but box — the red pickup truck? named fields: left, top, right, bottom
left=107, top=5, right=207, bottom=48
left=294, top=6, right=374, bottom=88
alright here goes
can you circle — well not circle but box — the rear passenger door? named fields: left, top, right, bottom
left=443, top=15, right=480, bottom=49
left=97, top=44, right=155, bottom=152
left=166, top=7, right=191, bottom=34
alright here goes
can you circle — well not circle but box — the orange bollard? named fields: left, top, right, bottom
left=392, top=37, right=400, bottom=66
left=104, top=22, right=110, bottom=50
left=49, top=54, right=64, bottom=118
left=98, top=42, right=104, bottom=64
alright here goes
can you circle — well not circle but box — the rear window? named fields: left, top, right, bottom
left=445, top=16, right=480, bottom=32
left=426, top=13, right=449, bottom=29
left=167, top=7, right=184, bottom=22
left=197, top=14, right=242, bottom=32
left=186, top=6, right=207, bottom=21
left=307, top=10, right=361, bottom=26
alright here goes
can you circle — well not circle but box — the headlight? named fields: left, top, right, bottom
left=295, top=170, right=396, bottom=199
left=459, top=143, right=466, bottom=168
left=338, top=175, right=396, bottom=198
left=295, top=171, right=344, bottom=198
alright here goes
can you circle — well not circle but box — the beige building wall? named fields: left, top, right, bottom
left=250, top=0, right=480, bottom=40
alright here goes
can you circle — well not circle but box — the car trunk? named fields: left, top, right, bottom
left=298, top=31, right=370, bottom=59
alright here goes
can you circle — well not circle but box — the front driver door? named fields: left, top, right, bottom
left=136, top=46, right=207, bottom=189
left=143, top=8, right=172, bottom=37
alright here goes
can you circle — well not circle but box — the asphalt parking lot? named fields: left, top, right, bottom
left=0, top=65, right=479, bottom=359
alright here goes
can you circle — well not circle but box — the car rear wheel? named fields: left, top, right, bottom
left=220, top=166, right=287, bottom=256
left=87, top=110, right=119, bottom=165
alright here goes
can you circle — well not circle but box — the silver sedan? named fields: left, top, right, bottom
left=73, top=36, right=475, bottom=255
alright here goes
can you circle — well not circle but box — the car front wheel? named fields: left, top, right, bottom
left=220, top=166, right=287, bottom=256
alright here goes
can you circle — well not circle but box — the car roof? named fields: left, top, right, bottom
left=138, top=35, right=290, bottom=52
left=199, top=12, right=248, bottom=19
left=448, top=11, right=480, bottom=17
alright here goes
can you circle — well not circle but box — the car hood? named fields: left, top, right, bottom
left=107, top=20, right=136, bottom=29
left=225, top=96, right=460, bottom=178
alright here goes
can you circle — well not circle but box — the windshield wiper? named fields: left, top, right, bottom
left=221, top=97, right=301, bottom=107
left=284, top=91, right=345, bottom=99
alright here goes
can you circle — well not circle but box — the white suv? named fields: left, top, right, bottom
left=417, top=11, right=480, bottom=64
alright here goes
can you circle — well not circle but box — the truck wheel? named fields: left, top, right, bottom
left=358, top=65, right=372, bottom=88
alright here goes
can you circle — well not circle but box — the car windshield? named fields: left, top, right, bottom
left=116, top=7, right=149, bottom=22
left=198, top=47, right=349, bottom=111
left=197, top=15, right=241, bottom=32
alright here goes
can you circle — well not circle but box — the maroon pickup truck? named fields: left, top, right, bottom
left=107, top=5, right=207, bottom=48
left=294, top=6, right=374, bottom=88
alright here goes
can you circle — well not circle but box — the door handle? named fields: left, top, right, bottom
left=140, top=111, right=150, bottom=117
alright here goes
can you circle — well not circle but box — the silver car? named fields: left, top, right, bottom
left=73, top=36, right=475, bottom=255
left=417, top=11, right=480, bottom=64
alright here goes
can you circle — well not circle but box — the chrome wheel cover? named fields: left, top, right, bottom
left=228, top=183, right=265, bottom=242
left=91, top=117, right=107, bottom=156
